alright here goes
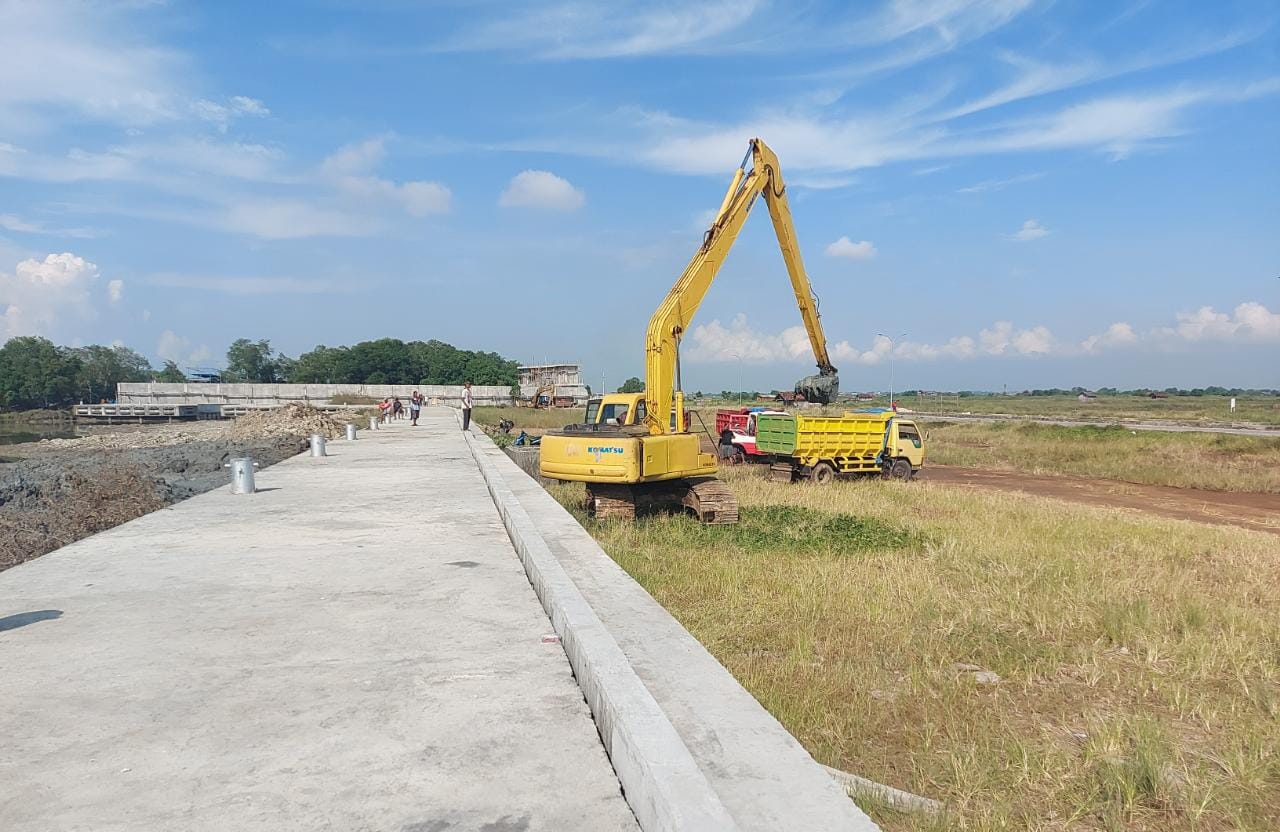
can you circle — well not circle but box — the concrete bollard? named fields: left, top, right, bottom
left=346, top=423, right=358, bottom=441
left=369, top=416, right=379, bottom=431
left=226, top=457, right=259, bottom=494
left=310, top=434, right=327, bottom=457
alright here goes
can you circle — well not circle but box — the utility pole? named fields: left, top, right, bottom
left=877, top=332, right=907, bottom=410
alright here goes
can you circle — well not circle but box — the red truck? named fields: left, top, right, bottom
left=716, top=407, right=786, bottom=461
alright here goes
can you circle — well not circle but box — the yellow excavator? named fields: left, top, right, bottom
left=539, top=138, right=838, bottom=523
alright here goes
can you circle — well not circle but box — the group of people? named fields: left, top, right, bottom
left=376, top=382, right=474, bottom=431
left=378, top=390, right=426, bottom=426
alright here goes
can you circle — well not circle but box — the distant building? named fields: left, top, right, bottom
left=519, top=363, right=590, bottom=407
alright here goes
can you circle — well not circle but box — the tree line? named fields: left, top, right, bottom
left=232, top=338, right=518, bottom=386
left=0, top=335, right=521, bottom=411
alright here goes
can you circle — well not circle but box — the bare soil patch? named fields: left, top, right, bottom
left=922, top=464, right=1280, bottom=535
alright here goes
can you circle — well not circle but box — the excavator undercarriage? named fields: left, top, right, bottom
left=585, top=478, right=739, bottom=524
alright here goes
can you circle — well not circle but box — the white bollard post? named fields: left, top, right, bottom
left=310, top=434, right=327, bottom=457
left=226, top=457, right=259, bottom=494
left=369, top=416, right=379, bottom=431
left=346, top=423, right=358, bottom=441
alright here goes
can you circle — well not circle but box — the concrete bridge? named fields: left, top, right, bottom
left=0, top=408, right=878, bottom=831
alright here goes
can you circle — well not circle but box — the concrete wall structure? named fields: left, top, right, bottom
left=117, top=382, right=513, bottom=408
left=518, top=364, right=589, bottom=406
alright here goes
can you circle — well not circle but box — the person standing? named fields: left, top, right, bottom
left=410, top=390, right=423, bottom=426
left=461, top=382, right=473, bottom=431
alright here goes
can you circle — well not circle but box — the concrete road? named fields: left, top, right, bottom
left=0, top=409, right=637, bottom=832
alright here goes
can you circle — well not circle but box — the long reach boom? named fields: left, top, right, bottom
left=642, top=138, right=838, bottom=436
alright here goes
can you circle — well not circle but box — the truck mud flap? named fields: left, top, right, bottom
left=769, top=462, right=796, bottom=483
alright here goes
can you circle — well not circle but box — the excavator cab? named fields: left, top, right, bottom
left=584, top=394, right=646, bottom=426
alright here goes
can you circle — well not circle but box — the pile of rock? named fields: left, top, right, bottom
left=226, top=403, right=350, bottom=440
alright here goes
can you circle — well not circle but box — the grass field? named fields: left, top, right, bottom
left=550, top=468, right=1280, bottom=831
left=888, top=394, right=1280, bottom=426
left=924, top=422, right=1280, bottom=493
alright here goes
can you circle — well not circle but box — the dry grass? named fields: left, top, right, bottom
left=925, top=422, right=1280, bottom=493
left=550, top=467, right=1280, bottom=831
left=894, top=395, right=1280, bottom=426
left=473, top=405, right=585, bottom=433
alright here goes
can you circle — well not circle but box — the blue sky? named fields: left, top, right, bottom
left=1, top=0, right=1277, bottom=393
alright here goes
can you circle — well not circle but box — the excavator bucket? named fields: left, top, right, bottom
left=795, top=372, right=839, bottom=404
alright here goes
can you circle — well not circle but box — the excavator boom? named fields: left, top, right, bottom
left=643, top=138, right=838, bottom=435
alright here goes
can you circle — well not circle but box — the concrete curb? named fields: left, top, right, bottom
left=460, top=426, right=740, bottom=832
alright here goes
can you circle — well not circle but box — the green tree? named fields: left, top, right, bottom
left=225, top=338, right=280, bottom=383
left=71, top=344, right=152, bottom=402
left=618, top=376, right=644, bottom=393
left=0, top=336, right=81, bottom=409
left=153, top=360, right=187, bottom=383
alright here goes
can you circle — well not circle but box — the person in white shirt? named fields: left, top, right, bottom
left=461, top=382, right=473, bottom=431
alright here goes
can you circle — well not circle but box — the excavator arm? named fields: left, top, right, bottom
left=643, top=138, right=839, bottom=436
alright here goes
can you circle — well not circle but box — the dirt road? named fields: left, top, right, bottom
left=921, top=465, right=1280, bottom=536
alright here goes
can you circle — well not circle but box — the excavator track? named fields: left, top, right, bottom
left=586, top=484, right=637, bottom=521
left=681, top=478, right=739, bottom=525
left=586, top=478, right=739, bottom=525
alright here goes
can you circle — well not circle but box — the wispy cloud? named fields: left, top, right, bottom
left=0, top=213, right=104, bottom=239
left=440, top=0, right=768, bottom=59
left=148, top=274, right=355, bottom=295
left=957, top=172, right=1043, bottom=193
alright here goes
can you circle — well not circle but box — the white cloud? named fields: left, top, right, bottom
left=1012, top=218, right=1049, bottom=241
left=1159, top=302, right=1280, bottom=344
left=499, top=170, right=586, bottom=211
left=825, top=236, right=877, bottom=259
left=0, top=252, right=102, bottom=339
left=687, top=301, right=1280, bottom=369
left=156, top=330, right=211, bottom=367
left=337, top=176, right=452, bottom=217
left=107, top=279, right=124, bottom=304
left=1080, top=322, right=1137, bottom=353
left=686, top=314, right=1060, bottom=367
left=321, top=137, right=388, bottom=177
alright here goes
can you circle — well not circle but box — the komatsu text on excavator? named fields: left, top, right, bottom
left=539, top=138, right=838, bottom=523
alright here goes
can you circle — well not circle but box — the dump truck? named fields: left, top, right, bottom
left=756, top=410, right=925, bottom=483
left=716, top=407, right=785, bottom=460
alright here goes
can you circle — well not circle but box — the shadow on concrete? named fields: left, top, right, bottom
left=0, top=609, right=63, bottom=632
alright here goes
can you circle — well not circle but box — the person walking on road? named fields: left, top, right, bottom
left=410, top=390, right=423, bottom=426
left=461, top=382, right=473, bottom=431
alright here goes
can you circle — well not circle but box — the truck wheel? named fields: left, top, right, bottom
left=889, top=459, right=913, bottom=481
left=809, top=462, right=836, bottom=484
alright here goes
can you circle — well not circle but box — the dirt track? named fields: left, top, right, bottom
left=922, top=465, right=1280, bottom=536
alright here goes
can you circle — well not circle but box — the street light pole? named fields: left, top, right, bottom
left=728, top=352, right=743, bottom=400
left=876, top=332, right=907, bottom=410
